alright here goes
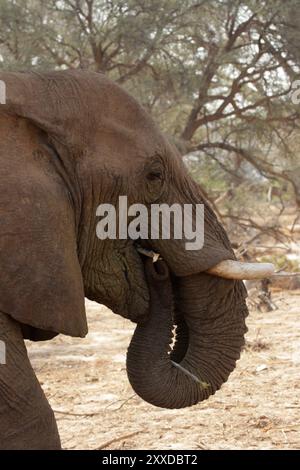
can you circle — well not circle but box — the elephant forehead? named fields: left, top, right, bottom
left=85, top=75, right=167, bottom=169
left=91, top=116, right=164, bottom=171
left=87, top=73, right=159, bottom=132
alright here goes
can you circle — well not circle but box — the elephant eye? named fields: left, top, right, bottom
left=147, top=171, right=162, bottom=181
left=144, top=160, right=165, bottom=202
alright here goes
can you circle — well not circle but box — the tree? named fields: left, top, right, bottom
left=1, top=0, right=299, bottom=253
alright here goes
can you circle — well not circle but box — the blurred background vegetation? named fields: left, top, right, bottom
left=0, top=0, right=299, bottom=265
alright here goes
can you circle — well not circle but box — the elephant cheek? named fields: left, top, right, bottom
left=83, top=257, right=150, bottom=324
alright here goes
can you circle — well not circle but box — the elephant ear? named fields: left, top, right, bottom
left=0, top=71, right=87, bottom=339
left=0, top=71, right=93, bottom=148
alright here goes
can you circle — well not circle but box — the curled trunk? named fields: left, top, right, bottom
left=126, top=259, right=248, bottom=408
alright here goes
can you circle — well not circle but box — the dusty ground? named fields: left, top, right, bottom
left=26, top=290, right=300, bottom=450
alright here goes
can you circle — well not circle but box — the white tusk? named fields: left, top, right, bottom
left=136, top=248, right=299, bottom=280
left=207, top=260, right=275, bottom=280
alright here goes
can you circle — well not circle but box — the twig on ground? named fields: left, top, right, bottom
left=105, top=394, right=136, bottom=410
left=95, top=430, right=144, bottom=450
left=53, top=409, right=102, bottom=417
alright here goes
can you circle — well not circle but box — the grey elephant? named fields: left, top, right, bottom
left=0, top=70, right=272, bottom=449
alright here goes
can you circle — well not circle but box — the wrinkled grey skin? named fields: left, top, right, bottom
left=0, top=70, right=248, bottom=449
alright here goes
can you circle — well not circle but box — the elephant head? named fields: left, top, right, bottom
left=0, top=70, right=273, bottom=407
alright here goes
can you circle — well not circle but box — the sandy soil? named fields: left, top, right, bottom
left=26, top=290, right=300, bottom=450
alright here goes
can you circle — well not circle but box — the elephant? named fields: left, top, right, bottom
left=0, top=70, right=273, bottom=449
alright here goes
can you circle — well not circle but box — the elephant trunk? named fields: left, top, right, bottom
left=126, top=259, right=248, bottom=408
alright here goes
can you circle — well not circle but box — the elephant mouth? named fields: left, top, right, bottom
left=125, top=244, right=273, bottom=409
